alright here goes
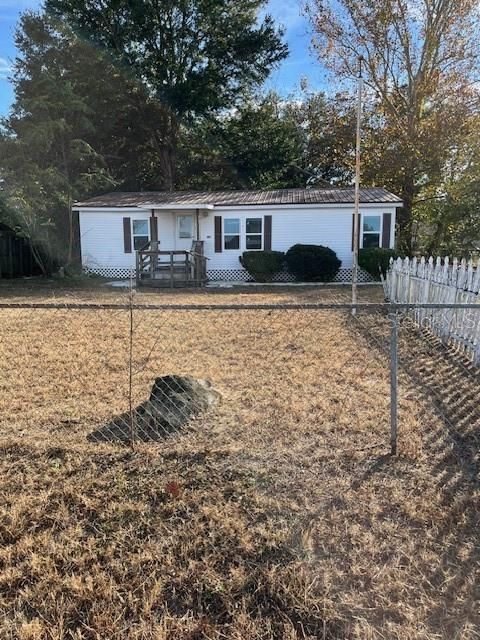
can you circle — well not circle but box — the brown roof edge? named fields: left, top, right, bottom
left=73, top=187, right=403, bottom=209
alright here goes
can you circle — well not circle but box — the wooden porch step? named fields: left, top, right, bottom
left=136, top=245, right=207, bottom=288
left=138, top=278, right=206, bottom=288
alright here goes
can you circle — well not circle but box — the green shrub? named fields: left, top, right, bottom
left=285, top=244, right=341, bottom=282
left=359, top=248, right=397, bottom=279
left=239, top=250, right=285, bottom=282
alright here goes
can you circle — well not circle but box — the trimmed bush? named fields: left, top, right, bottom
left=285, top=244, right=341, bottom=282
left=359, top=248, right=397, bottom=280
left=239, top=250, right=285, bottom=282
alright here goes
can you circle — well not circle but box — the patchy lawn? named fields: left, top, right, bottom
left=0, top=275, right=385, bottom=304
left=0, top=284, right=478, bottom=639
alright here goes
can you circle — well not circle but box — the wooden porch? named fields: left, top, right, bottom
left=136, top=241, right=208, bottom=288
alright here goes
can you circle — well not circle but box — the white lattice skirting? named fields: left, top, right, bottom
left=83, top=267, right=136, bottom=280
left=83, top=266, right=376, bottom=283
left=205, top=267, right=375, bottom=283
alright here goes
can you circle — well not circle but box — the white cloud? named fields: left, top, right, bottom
left=0, top=57, right=11, bottom=79
left=260, top=0, right=305, bottom=34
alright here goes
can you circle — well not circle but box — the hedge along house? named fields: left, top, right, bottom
left=73, top=187, right=402, bottom=285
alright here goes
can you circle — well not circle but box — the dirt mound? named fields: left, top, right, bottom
left=87, top=375, right=221, bottom=443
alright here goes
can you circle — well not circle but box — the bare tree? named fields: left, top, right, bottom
left=306, top=0, right=480, bottom=250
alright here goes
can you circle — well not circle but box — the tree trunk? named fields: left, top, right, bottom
left=397, top=172, right=416, bottom=254
left=67, top=193, right=73, bottom=265
left=29, top=241, right=48, bottom=276
left=425, top=221, right=445, bottom=256
left=60, top=138, right=76, bottom=266
left=151, top=109, right=179, bottom=191
left=157, top=143, right=176, bottom=191
left=68, top=208, right=82, bottom=271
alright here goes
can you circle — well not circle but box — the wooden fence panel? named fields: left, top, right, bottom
left=0, top=226, right=37, bottom=278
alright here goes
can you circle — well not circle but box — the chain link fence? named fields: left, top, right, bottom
left=1, top=290, right=480, bottom=638
left=0, top=298, right=384, bottom=448
left=1, top=294, right=479, bottom=456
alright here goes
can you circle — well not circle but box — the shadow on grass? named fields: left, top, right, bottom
left=350, top=313, right=480, bottom=636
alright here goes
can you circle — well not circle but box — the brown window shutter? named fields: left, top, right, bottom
left=71, top=209, right=81, bottom=266
left=382, top=212, right=392, bottom=248
left=351, top=213, right=360, bottom=251
left=123, top=217, right=132, bottom=253
left=214, top=216, right=222, bottom=253
left=149, top=215, right=158, bottom=243
left=264, top=215, right=272, bottom=251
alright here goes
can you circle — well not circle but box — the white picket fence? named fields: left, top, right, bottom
left=385, top=256, right=480, bottom=365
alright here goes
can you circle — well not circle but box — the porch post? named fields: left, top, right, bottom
left=150, top=208, right=159, bottom=250
left=196, top=208, right=200, bottom=241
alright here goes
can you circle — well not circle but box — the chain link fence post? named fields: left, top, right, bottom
left=128, top=277, right=136, bottom=450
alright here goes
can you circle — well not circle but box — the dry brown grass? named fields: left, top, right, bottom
left=0, top=282, right=479, bottom=639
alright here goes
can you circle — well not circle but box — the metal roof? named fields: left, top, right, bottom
left=74, top=187, right=402, bottom=208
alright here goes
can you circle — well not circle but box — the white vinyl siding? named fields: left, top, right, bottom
left=80, top=210, right=147, bottom=269
left=202, top=208, right=355, bottom=270
left=201, top=206, right=396, bottom=271
left=78, top=204, right=397, bottom=272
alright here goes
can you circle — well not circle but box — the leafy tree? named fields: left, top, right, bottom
left=0, top=187, right=58, bottom=275
left=305, top=0, right=480, bottom=250
left=45, top=0, right=288, bottom=190
left=416, top=193, right=480, bottom=256
left=415, top=116, right=480, bottom=255
left=285, top=91, right=357, bottom=185
left=218, top=95, right=305, bottom=188
left=0, top=11, right=196, bottom=270
left=177, top=91, right=360, bottom=190
left=0, top=12, right=123, bottom=270
left=177, top=93, right=305, bottom=190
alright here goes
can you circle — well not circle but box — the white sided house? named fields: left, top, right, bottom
left=74, top=187, right=401, bottom=285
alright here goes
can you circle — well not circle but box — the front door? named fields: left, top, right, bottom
left=175, top=214, right=195, bottom=251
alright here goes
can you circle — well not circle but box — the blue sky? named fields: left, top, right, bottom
left=0, top=0, right=39, bottom=114
left=260, top=0, right=328, bottom=96
left=0, top=0, right=327, bottom=117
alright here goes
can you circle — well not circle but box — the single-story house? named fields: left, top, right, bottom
left=73, top=187, right=402, bottom=283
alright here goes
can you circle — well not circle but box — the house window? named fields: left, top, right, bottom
left=178, top=215, right=194, bottom=239
left=224, top=218, right=240, bottom=250
left=362, top=215, right=381, bottom=248
left=132, top=219, right=149, bottom=250
left=246, top=218, right=262, bottom=250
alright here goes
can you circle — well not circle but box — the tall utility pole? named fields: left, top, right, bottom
left=352, top=57, right=363, bottom=313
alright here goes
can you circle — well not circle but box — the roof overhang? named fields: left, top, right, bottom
left=73, top=200, right=402, bottom=211
left=139, top=203, right=215, bottom=211
left=72, top=187, right=402, bottom=209
left=72, top=203, right=216, bottom=212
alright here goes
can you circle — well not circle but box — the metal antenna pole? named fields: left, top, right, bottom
left=352, top=57, right=363, bottom=315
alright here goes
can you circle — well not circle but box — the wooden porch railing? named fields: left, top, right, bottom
left=136, top=242, right=208, bottom=288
